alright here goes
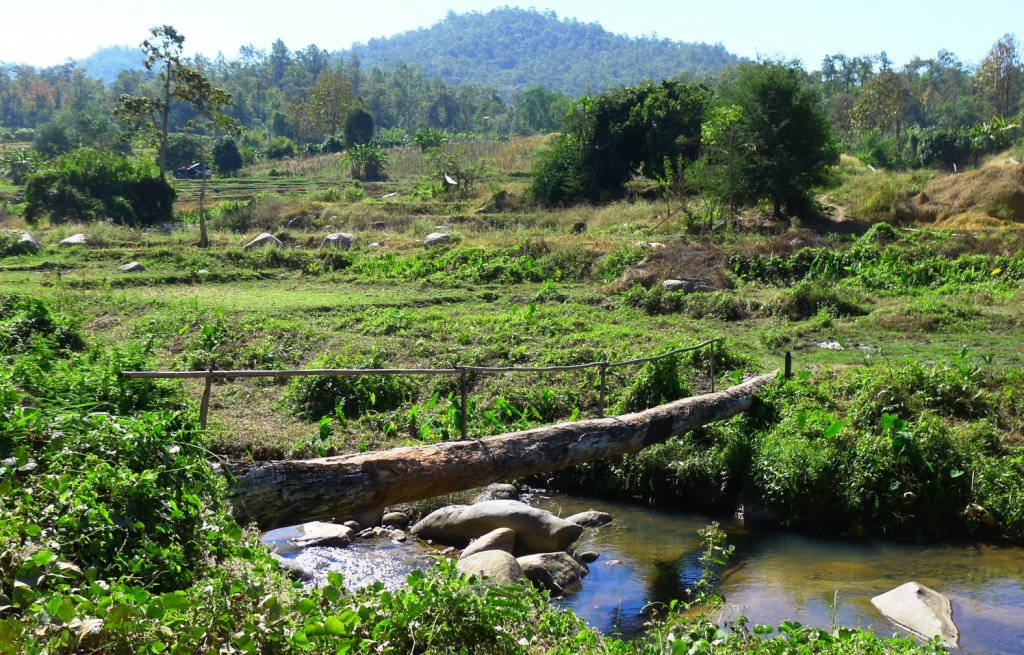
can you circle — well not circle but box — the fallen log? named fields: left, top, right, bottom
left=228, top=372, right=777, bottom=529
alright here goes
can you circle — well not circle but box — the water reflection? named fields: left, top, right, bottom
left=533, top=493, right=1024, bottom=654
left=262, top=494, right=1024, bottom=654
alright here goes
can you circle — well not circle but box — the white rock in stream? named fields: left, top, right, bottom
left=871, top=582, right=959, bottom=648
left=287, top=521, right=354, bottom=549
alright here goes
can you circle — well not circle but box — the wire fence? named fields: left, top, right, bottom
left=122, top=338, right=723, bottom=440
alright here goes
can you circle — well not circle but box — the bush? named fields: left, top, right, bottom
left=265, top=136, right=297, bottom=160
left=0, top=293, right=84, bottom=355
left=285, top=351, right=412, bottom=420
left=344, top=107, right=375, bottom=146
left=24, top=148, right=175, bottom=227
left=613, top=353, right=691, bottom=414
left=772, top=280, right=866, bottom=320
left=213, top=136, right=243, bottom=175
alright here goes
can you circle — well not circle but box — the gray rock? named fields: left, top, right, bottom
left=472, top=483, right=520, bottom=503
left=58, top=233, right=88, bottom=247
left=117, top=261, right=145, bottom=273
left=565, top=510, right=613, bottom=528
left=391, top=531, right=407, bottom=543
left=15, top=232, right=39, bottom=253
left=635, top=241, right=666, bottom=250
left=410, top=500, right=583, bottom=554
left=382, top=512, right=410, bottom=529
left=871, top=582, right=959, bottom=648
left=342, top=520, right=362, bottom=533
left=270, top=552, right=315, bottom=582
left=459, top=528, right=517, bottom=560
left=579, top=551, right=600, bottom=563
left=321, top=232, right=354, bottom=249
left=371, top=221, right=387, bottom=230
left=517, top=552, right=587, bottom=595
left=243, top=232, right=282, bottom=250
left=287, top=521, right=354, bottom=549
left=457, top=550, right=524, bottom=586
left=662, top=278, right=714, bottom=293
left=424, top=232, right=451, bottom=248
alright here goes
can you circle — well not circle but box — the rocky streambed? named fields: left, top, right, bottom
left=262, top=486, right=1024, bottom=654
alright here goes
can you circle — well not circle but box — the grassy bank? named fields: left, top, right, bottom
left=0, top=293, right=952, bottom=654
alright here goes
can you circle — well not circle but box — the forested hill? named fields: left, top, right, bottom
left=341, top=8, right=740, bottom=97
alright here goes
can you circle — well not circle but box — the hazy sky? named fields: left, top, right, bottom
left=2, top=0, right=1021, bottom=69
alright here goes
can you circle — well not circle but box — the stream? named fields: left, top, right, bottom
left=263, top=491, right=1024, bottom=654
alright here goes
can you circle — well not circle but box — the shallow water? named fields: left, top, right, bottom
left=262, top=493, right=1024, bottom=654
left=532, top=493, right=1024, bottom=655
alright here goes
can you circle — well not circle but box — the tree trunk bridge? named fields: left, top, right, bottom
left=226, top=372, right=776, bottom=530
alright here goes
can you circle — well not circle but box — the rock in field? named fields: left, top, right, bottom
left=662, top=278, right=714, bottom=293
left=59, top=233, right=88, bottom=247
left=871, top=582, right=959, bottom=648
left=424, top=232, right=451, bottom=247
left=287, top=521, right=354, bottom=549
left=321, top=232, right=354, bottom=249
left=15, top=232, right=39, bottom=254
left=243, top=232, right=282, bottom=250
left=117, top=261, right=145, bottom=273
left=459, top=527, right=517, bottom=560
left=517, top=552, right=588, bottom=595
left=457, top=550, right=524, bottom=586
left=410, top=500, right=582, bottom=554
left=565, top=510, right=613, bottom=528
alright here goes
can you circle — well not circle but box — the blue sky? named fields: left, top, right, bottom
left=3, top=0, right=1021, bottom=69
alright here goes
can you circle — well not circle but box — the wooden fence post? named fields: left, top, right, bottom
left=199, top=374, right=213, bottom=430
left=459, top=367, right=468, bottom=441
left=785, top=351, right=793, bottom=379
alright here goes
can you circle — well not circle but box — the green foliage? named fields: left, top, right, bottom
left=285, top=351, right=412, bottom=420
left=212, top=135, right=243, bottom=175
left=0, top=148, right=45, bottom=185
left=343, top=141, right=389, bottom=181
left=24, top=148, right=175, bottom=226
left=0, top=294, right=84, bottom=355
left=343, top=106, right=375, bottom=146
left=31, top=121, right=75, bottom=158
left=531, top=81, right=712, bottom=205
left=719, top=61, right=840, bottom=217
left=413, top=127, right=449, bottom=151
left=163, top=132, right=207, bottom=170
left=265, top=135, right=297, bottom=159
left=772, top=280, right=867, bottom=320
left=613, top=354, right=692, bottom=414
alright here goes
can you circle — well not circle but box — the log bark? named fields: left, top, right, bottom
left=228, top=372, right=777, bottom=530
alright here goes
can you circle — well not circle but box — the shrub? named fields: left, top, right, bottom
left=771, top=280, right=866, bottom=320
left=265, top=136, right=297, bottom=160
left=285, top=351, right=412, bottom=420
left=213, top=136, right=244, bottom=175
left=344, top=107, right=375, bottom=146
left=24, top=148, right=175, bottom=227
left=613, top=353, right=691, bottom=414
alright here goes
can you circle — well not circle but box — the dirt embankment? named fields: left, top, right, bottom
left=906, top=157, right=1024, bottom=228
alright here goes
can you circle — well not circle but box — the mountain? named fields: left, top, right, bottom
left=76, top=46, right=146, bottom=83
left=341, top=8, right=740, bottom=97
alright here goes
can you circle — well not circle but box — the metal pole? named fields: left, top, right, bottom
left=785, top=351, right=792, bottom=379
left=709, top=341, right=716, bottom=393
left=598, top=363, right=608, bottom=418
left=199, top=374, right=213, bottom=430
left=459, top=367, right=468, bottom=441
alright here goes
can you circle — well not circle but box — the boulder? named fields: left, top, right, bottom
left=342, top=520, right=362, bottom=533
left=410, top=500, right=583, bottom=554
left=270, top=552, right=315, bottom=582
left=565, top=510, right=613, bottom=528
left=517, top=552, right=587, bottom=595
left=381, top=511, right=410, bottom=529
left=424, top=232, right=451, bottom=247
left=117, top=262, right=145, bottom=273
left=459, top=528, right=517, bottom=560
left=15, top=232, right=39, bottom=254
left=472, top=483, right=520, bottom=503
left=662, top=278, right=714, bottom=293
left=457, top=550, right=524, bottom=586
left=321, top=232, right=354, bottom=250
left=871, top=582, right=959, bottom=648
left=59, top=233, right=88, bottom=247
left=243, top=232, right=282, bottom=250
left=579, top=551, right=600, bottom=563
left=287, top=521, right=354, bottom=549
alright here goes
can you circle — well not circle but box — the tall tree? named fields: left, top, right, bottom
left=721, top=61, right=838, bottom=217
left=975, top=34, right=1023, bottom=118
left=309, top=73, right=356, bottom=138
left=852, top=69, right=909, bottom=146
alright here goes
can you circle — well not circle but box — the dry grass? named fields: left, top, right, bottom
left=907, top=156, right=1024, bottom=228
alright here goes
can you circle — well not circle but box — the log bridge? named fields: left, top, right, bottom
left=226, top=372, right=777, bottom=530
